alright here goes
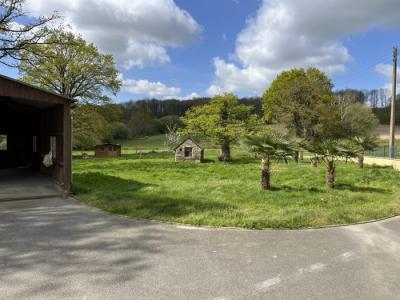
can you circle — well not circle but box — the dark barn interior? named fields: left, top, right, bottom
left=0, top=75, right=72, bottom=199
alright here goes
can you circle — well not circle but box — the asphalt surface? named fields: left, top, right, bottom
left=1, top=197, right=400, bottom=300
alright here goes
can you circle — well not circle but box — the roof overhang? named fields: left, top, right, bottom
left=0, top=74, right=74, bottom=108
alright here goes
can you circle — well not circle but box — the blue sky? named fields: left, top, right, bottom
left=3, top=0, right=400, bottom=102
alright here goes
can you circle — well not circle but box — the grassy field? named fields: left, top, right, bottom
left=72, top=148, right=400, bottom=229
left=73, top=135, right=224, bottom=157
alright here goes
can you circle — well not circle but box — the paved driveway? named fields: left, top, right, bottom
left=1, top=197, right=400, bottom=300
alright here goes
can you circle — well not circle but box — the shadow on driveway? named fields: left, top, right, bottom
left=0, top=198, right=166, bottom=299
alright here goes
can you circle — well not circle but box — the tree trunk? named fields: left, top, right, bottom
left=219, top=141, right=231, bottom=162
left=358, top=155, right=364, bottom=168
left=294, top=151, right=299, bottom=163
left=327, top=160, right=335, bottom=189
left=261, top=158, right=271, bottom=190
left=299, top=151, right=304, bottom=161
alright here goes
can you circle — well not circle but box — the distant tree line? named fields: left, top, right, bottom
left=71, top=87, right=396, bottom=150
left=71, top=96, right=262, bottom=149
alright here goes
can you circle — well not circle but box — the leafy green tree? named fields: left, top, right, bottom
left=72, top=105, right=109, bottom=150
left=19, top=30, right=121, bottom=103
left=341, top=103, right=379, bottom=138
left=128, top=103, right=159, bottom=137
left=246, top=132, right=294, bottom=190
left=110, top=122, right=130, bottom=140
left=182, top=93, right=257, bottom=161
left=263, top=68, right=335, bottom=160
left=98, top=104, right=123, bottom=124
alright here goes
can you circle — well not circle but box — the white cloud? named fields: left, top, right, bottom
left=375, top=63, right=397, bottom=82
left=122, top=79, right=181, bottom=99
left=122, top=76, right=200, bottom=99
left=26, top=0, right=201, bottom=69
left=375, top=63, right=400, bottom=96
left=178, top=92, right=200, bottom=100
left=207, top=57, right=275, bottom=95
left=209, top=0, right=400, bottom=95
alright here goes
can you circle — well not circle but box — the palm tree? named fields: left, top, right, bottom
left=303, top=139, right=356, bottom=189
left=246, top=133, right=294, bottom=190
left=351, top=135, right=378, bottom=168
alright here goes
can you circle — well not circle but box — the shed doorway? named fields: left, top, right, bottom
left=184, top=147, right=193, bottom=158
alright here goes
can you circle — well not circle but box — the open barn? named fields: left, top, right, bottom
left=0, top=75, right=73, bottom=200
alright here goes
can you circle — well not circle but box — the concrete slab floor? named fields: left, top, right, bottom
left=0, top=168, right=63, bottom=201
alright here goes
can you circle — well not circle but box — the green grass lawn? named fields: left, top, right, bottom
left=72, top=150, right=400, bottom=229
left=73, top=135, right=222, bottom=158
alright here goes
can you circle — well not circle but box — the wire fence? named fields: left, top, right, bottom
left=366, top=145, right=400, bottom=158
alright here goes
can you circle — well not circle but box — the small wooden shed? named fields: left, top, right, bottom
left=94, top=143, right=121, bottom=158
left=175, top=138, right=204, bottom=162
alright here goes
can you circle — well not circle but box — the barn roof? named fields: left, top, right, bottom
left=0, top=74, right=74, bottom=107
left=174, top=137, right=204, bottom=150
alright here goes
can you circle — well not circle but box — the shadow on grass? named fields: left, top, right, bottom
left=269, top=185, right=326, bottom=193
left=270, top=183, right=390, bottom=194
left=335, top=184, right=390, bottom=193
left=229, top=157, right=260, bottom=165
left=201, top=158, right=216, bottom=164
left=121, top=151, right=174, bottom=160
left=73, top=172, right=236, bottom=220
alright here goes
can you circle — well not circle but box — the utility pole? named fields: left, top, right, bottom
left=389, top=47, right=398, bottom=159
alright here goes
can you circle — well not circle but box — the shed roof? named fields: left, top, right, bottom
left=0, top=74, right=74, bottom=107
left=174, top=137, right=204, bottom=150
left=95, top=143, right=121, bottom=147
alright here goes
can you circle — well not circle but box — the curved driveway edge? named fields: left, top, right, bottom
left=1, top=197, right=400, bottom=300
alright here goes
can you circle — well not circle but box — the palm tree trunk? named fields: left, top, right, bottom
left=327, top=160, right=335, bottom=189
left=261, top=158, right=271, bottom=190
left=294, top=151, right=299, bottom=163
left=219, top=141, right=231, bottom=162
left=358, top=154, right=364, bottom=168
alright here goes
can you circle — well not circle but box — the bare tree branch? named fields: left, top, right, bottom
left=0, top=0, right=60, bottom=67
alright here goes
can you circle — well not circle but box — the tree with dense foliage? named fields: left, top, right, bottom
left=263, top=68, right=335, bottom=160
left=246, top=132, right=294, bottom=190
left=19, top=30, right=121, bottom=104
left=110, top=122, right=130, bottom=140
left=0, top=0, right=58, bottom=66
left=72, top=105, right=109, bottom=150
left=97, top=104, right=123, bottom=124
left=128, top=102, right=160, bottom=137
left=340, top=103, right=379, bottom=138
left=182, top=93, right=257, bottom=161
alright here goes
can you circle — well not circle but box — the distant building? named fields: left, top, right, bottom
left=175, top=138, right=204, bottom=162
left=94, top=143, right=121, bottom=158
